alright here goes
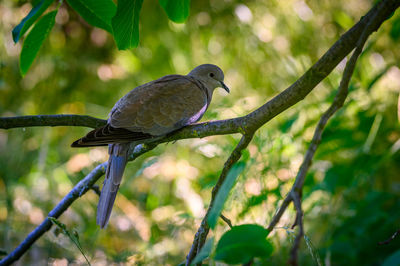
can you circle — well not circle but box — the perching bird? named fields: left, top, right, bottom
left=71, top=64, right=229, bottom=228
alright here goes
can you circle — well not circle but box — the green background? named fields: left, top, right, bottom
left=1, top=0, right=400, bottom=264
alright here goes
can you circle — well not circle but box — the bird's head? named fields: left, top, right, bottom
left=188, top=64, right=230, bottom=93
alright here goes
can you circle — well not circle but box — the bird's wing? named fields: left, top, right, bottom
left=109, top=75, right=208, bottom=135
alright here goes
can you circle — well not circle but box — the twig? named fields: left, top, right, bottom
left=0, top=115, right=106, bottom=129
left=0, top=143, right=157, bottom=265
left=289, top=192, right=304, bottom=266
left=220, top=214, right=233, bottom=228
left=91, top=185, right=101, bottom=196
left=186, top=134, right=254, bottom=266
left=378, top=229, right=400, bottom=245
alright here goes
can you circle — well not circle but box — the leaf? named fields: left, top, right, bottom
left=112, top=0, right=143, bottom=50
left=382, top=249, right=400, bottom=266
left=49, top=217, right=91, bottom=265
left=20, top=10, right=57, bottom=76
left=214, top=224, right=273, bottom=264
left=66, top=0, right=116, bottom=33
left=191, top=237, right=214, bottom=265
left=159, top=0, right=190, bottom=23
left=12, top=0, right=54, bottom=43
left=207, top=162, right=245, bottom=229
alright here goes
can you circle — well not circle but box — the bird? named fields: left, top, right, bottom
left=71, top=64, right=229, bottom=228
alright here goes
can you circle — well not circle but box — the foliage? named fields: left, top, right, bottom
left=12, top=0, right=191, bottom=75
left=1, top=0, right=400, bottom=265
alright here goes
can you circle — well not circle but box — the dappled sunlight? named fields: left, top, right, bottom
left=1, top=0, right=400, bottom=264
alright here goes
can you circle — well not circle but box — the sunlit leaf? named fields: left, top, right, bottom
left=12, top=0, right=54, bottom=43
left=207, top=162, right=245, bottom=229
left=112, top=0, right=143, bottom=50
left=159, top=0, right=190, bottom=23
left=20, top=10, right=57, bottom=76
left=66, top=0, right=116, bottom=33
left=191, top=237, right=214, bottom=265
left=214, top=224, right=273, bottom=264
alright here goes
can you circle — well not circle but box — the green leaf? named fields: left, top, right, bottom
left=49, top=217, right=91, bottom=265
left=207, top=162, right=245, bottom=229
left=12, top=0, right=54, bottom=43
left=214, top=224, right=273, bottom=264
left=191, top=237, right=214, bottom=265
left=112, top=0, right=143, bottom=50
left=159, top=0, right=190, bottom=23
left=66, top=0, right=116, bottom=33
left=20, top=10, right=57, bottom=76
left=382, top=249, right=400, bottom=266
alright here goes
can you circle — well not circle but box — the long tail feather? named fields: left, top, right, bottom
left=71, top=124, right=152, bottom=147
left=96, top=143, right=129, bottom=228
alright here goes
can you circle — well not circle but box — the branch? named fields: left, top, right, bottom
left=186, top=134, right=254, bottom=266
left=0, top=163, right=105, bottom=265
left=1, top=0, right=398, bottom=265
left=267, top=2, right=388, bottom=264
left=0, top=115, right=106, bottom=129
left=0, top=143, right=156, bottom=265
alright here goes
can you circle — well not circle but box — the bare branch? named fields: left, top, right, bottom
left=378, top=229, right=400, bottom=245
left=0, top=163, right=106, bottom=265
left=289, top=192, right=304, bottom=266
left=220, top=214, right=233, bottom=228
left=267, top=1, right=389, bottom=263
left=0, top=115, right=106, bottom=129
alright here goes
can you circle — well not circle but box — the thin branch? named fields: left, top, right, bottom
left=267, top=2, right=387, bottom=263
left=186, top=134, right=254, bottom=266
left=289, top=192, right=304, bottom=266
left=0, top=163, right=106, bottom=266
left=378, top=229, right=400, bottom=245
left=0, top=143, right=157, bottom=265
left=0, top=115, right=106, bottom=129
left=220, top=214, right=233, bottom=228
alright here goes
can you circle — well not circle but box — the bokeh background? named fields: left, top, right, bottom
left=1, top=0, right=400, bottom=265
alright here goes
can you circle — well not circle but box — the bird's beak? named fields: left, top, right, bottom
left=220, top=82, right=230, bottom=93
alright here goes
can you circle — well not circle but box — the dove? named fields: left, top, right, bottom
left=71, top=64, right=229, bottom=228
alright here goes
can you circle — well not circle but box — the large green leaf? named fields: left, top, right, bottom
left=112, top=0, right=143, bottom=50
left=12, top=0, right=54, bottom=43
left=214, top=224, right=273, bottom=264
left=66, top=0, right=116, bottom=33
left=20, top=10, right=57, bottom=76
left=207, top=162, right=245, bottom=229
left=159, top=0, right=190, bottom=23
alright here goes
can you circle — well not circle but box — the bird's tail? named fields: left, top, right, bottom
left=97, top=143, right=129, bottom=228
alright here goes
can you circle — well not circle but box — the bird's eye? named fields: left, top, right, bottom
left=209, top=73, right=215, bottom=78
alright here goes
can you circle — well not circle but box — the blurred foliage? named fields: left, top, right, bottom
left=1, top=0, right=400, bottom=265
